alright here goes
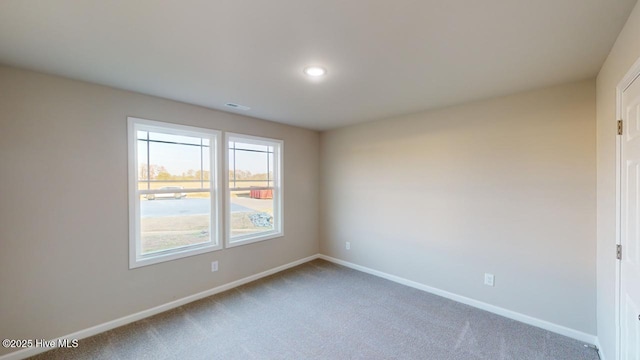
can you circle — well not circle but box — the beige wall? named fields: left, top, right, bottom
left=0, top=66, right=320, bottom=357
left=596, top=1, right=640, bottom=358
left=0, top=41, right=618, bottom=356
left=320, top=80, right=596, bottom=334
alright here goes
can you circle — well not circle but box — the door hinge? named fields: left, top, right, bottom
left=617, top=244, right=622, bottom=260
left=618, top=120, right=623, bottom=135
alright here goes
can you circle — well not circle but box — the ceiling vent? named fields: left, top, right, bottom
left=225, top=103, right=251, bottom=111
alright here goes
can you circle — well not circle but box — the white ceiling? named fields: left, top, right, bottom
left=0, top=0, right=636, bottom=131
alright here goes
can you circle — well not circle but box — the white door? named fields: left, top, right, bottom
left=621, top=73, right=640, bottom=360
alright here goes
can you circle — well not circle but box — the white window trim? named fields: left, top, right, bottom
left=225, top=132, right=284, bottom=248
left=128, top=117, right=222, bottom=269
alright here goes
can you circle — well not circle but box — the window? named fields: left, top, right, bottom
left=128, top=117, right=221, bottom=268
left=226, top=133, right=283, bottom=246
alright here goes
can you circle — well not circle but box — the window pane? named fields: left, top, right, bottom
left=228, top=147, right=271, bottom=189
left=137, top=140, right=149, bottom=183
left=269, top=152, right=274, bottom=187
left=130, top=118, right=220, bottom=268
left=228, top=150, right=235, bottom=188
left=202, top=149, right=210, bottom=181
left=148, top=141, right=200, bottom=177
left=149, top=132, right=202, bottom=145
left=242, top=180, right=270, bottom=188
left=230, top=190, right=274, bottom=237
left=230, top=141, right=270, bottom=152
left=227, top=136, right=280, bottom=244
left=147, top=139, right=208, bottom=190
left=234, top=148, right=268, bottom=180
left=138, top=181, right=149, bottom=191
left=140, top=192, right=211, bottom=255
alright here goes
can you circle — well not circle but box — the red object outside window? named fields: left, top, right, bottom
left=250, top=188, right=273, bottom=199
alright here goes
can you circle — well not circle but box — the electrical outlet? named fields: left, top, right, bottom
left=345, top=242, right=351, bottom=250
left=211, top=261, right=219, bottom=272
left=484, top=273, right=494, bottom=287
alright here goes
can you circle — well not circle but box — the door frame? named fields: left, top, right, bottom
left=615, top=55, right=640, bottom=360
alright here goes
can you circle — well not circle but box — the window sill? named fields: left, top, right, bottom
left=130, top=243, right=222, bottom=269
left=225, top=231, right=283, bottom=248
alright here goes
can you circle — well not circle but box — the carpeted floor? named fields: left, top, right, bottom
left=29, top=259, right=598, bottom=359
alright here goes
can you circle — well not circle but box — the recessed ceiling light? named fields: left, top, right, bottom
left=304, top=66, right=327, bottom=77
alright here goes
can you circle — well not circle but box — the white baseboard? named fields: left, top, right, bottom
left=318, top=254, right=598, bottom=345
left=1, top=253, right=600, bottom=360
left=0, top=254, right=320, bottom=360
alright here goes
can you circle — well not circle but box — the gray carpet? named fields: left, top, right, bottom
left=29, top=259, right=598, bottom=359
